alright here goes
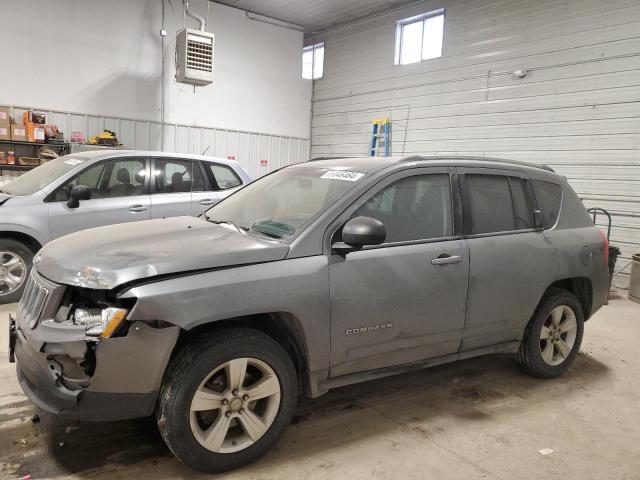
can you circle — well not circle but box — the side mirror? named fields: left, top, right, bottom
left=533, top=209, right=544, bottom=230
left=67, top=185, right=91, bottom=209
left=332, top=216, right=386, bottom=255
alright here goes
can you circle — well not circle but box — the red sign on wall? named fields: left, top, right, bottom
left=228, top=155, right=236, bottom=160
left=260, top=159, right=268, bottom=167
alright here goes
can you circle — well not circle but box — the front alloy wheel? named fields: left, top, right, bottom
left=157, top=328, right=297, bottom=473
left=190, top=357, right=281, bottom=453
left=0, top=239, right=35, bottom=304
left=0, top=251, right=27, bottom=296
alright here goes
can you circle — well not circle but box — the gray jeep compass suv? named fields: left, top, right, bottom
left=9, top=156, right=609, bottom=473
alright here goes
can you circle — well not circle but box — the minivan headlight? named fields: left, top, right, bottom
left=73, top=307, right=128, bottom=338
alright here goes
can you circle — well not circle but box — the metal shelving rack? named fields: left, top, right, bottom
left=0, top=139, right=70, bottom=173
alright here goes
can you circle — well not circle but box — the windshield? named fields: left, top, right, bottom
left=2, top=155, right=89, bottom=196
left=204, top=166, right=365, bottom=239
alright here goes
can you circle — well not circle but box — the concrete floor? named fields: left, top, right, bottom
left=1, top=296, right=639, bottom=480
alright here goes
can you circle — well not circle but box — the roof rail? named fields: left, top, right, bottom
left=309, top=156, right=361, bottom=162
left=401, top=155, right=555, bottom=172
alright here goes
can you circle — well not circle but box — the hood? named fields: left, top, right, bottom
left=35, top=217, right=289, bottom=289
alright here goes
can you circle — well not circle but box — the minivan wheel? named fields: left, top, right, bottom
left=515, top=289, right=584, bottom=378
left=157, top=328, right=298, bottom=473
left=0, top=239, right=34, bottom=304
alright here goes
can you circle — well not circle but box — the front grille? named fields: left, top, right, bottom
left=18, top=270, right=51, bottom=329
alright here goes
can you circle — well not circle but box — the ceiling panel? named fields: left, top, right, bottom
left=216, top=0, right=417, bottom=33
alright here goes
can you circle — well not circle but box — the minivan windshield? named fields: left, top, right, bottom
left=2, top=155, right=89, bottom=196
left=204, top=166, right=365, bottom=239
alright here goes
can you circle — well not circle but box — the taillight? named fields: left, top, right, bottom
left=598, top=229, right=609, bottom=267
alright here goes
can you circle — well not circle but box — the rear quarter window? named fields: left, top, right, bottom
left=532, top=180, right=562, bottom=229
left=208, top=164, right=242, bottom=190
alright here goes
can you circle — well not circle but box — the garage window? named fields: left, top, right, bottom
left=394, top=9, right=445, bottom=65
left=302, top=42, right=324, bottom=79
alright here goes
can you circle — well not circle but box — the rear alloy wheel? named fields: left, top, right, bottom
left=539, top=305, right=578, bottom=366
left=157, top=328, right=297, bottom=473
left=0, top=239, right=34, bottom=304
left=515, top=289, right=584, bottom=378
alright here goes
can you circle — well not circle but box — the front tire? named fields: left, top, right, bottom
left=515, top=289, right=584, bottom=378
left=0, top=239, right=34, bottom=304
left=157, top=328, right=298, bottom=473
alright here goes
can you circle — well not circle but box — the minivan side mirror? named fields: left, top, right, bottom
left=533, top=209, right=544, bottom=230
left=332, top=216, right=386, bottom=255
left=67, top=185, right=92, bottom=209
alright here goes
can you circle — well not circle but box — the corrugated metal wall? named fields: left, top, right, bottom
left=308, top=0, right=640, bottom=288
left=2, top=105, right=309, bottom=180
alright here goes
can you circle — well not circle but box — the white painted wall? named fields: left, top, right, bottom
left=0, top=0, right=311, bottom=139
left=308, top=0, right=640, bottom=287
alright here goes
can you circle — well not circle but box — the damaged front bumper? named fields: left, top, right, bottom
left=10, top=285, right=180, bottom=421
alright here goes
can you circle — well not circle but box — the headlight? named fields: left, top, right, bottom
left=73, top=307, right=128, bottom=338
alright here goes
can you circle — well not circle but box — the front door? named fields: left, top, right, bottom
left=191, top=162, right=244, bottom=215
left=328, top=169, right=469, bottom=377
left=48, top=157, right=151, bottom=239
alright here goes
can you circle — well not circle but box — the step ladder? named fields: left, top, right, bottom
left=370, top=118, right=391, bottom=157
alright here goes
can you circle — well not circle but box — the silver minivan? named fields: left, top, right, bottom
left=0, top=150, right=250, bottom=302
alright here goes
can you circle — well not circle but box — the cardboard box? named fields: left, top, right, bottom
left=0, top=124, right=10, bottom=141
left=26, top=123, right=45, bottom=143
left=10, top=124, right=27, bottom=142
left=23, top=111, right=45, bottom=125
left=17, top=157, right=40, bottom=166
left=0, top=107, right=10, bottom=124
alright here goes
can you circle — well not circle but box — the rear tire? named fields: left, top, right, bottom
left=0, top=239, right=34, bottom=304
left=157, top=328, right=298, bottom=473
left=515, top=289, right=584, bottom=378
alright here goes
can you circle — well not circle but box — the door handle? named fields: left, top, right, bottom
left=128, top=205, right=148, bottom=213
left=431, top=254, right=463, bottom=266
left=199, top=199, right=216, bottom=206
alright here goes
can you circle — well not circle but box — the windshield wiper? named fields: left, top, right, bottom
left=206, top=218, right=249, bottom=234
left=250, top=220, right=295, bottom=239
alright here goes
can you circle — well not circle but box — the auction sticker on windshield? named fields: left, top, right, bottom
left=321, top=170, right=365, bottom=182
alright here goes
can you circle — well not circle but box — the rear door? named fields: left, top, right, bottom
left=47, top=157, right=151, bottom=238
left=192, top=161, right=245, bottom=215
left=458, top=167, right=557, bottom=351
left=149, top=157, right=203, bottom=218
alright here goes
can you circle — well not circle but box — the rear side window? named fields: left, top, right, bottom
left=154, top=158, right=203, bottom=193
left=466, top=174, right=533, bottom=234
left=532, top=180, right=562, bottom=229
